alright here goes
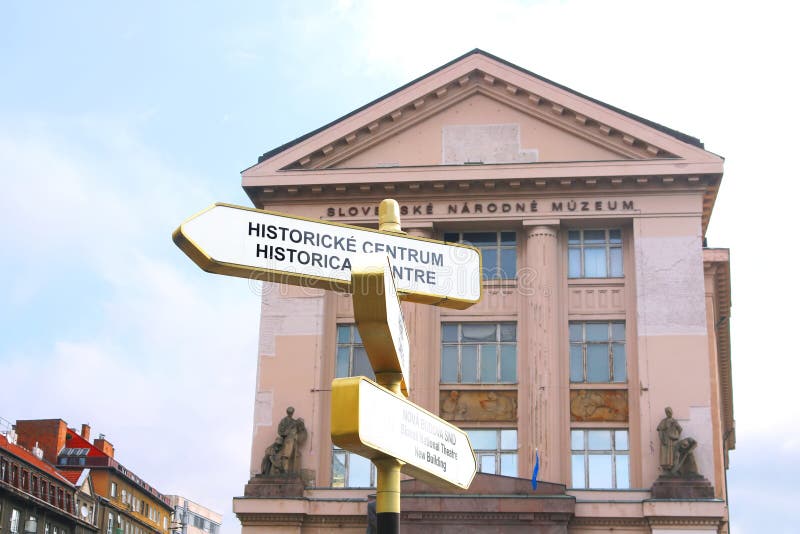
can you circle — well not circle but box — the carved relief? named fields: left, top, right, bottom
left=439, top=390, right=517, bottom=422
left=569, top=390, right=628, bottom=422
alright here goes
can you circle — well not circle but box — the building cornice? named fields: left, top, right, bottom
left=281, top=70, right=678, bottom=171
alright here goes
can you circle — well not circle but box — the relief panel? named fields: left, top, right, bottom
left=570, top=389, right=628, bottom=422
left=439, top=390, right=517, bottom=422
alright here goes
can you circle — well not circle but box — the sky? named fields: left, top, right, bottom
left=0, top=0, right=797, bottom=532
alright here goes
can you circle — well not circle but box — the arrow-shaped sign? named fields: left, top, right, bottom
left=331, top=376, right=477, bottom=490
left=173, top=203, right=482, bottom=309
left=351, top=254, right=411, bottom=396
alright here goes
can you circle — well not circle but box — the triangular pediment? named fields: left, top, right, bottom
left=248, top=50, right=720, bottom=175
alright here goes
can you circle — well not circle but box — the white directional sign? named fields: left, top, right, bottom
left=173, top=203, right=481, bottom=309
left=331, top=376, right=477, bottom=490
left=351, top=254, right=411, bottom=396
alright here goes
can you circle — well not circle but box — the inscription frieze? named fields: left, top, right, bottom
left=325, top=199, right=635, bottom=219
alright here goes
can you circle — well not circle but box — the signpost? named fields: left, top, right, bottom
left=172, top=202, right=481, bottom=309
left=351, top=254, right=411, bottom=397
left=173, top=198, right=482, bottom=533
left=331, top=376, right=477, bottom=489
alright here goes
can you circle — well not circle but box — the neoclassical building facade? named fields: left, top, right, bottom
left=232, top=50, right=733, bottom=533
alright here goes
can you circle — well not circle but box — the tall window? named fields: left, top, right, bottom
left=570, top=322, right=626, bottom=383
left=571, top=429, right=629, bottom=489
left=568, top=229, right=623, bottom=278
left=444, top=231, right=517, bottom=280
left=466, top=429, right=518, bottom=477
left=10, top=509, right=20, bottom=534
left=331, top=446, right=376, bottom=488
left=441, top=323, right=516, bottom=384
left=335, top=325, right=374, bottom=380
left=110, top=481, right=117, bottom=498
left=106, top=513, right=114, bottom=534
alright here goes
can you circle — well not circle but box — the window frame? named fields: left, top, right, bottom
left=10, top=509, right=20, bottom=534
left=334, top=324, right=375, bottom=380
left=465, top=429, right=518, bottom=477
left=441, top=322, right=517, bottom=384
left=567, top=228, right=623, bottom=279
left=570, top=428, right=630, bottom=489
left=569, top=321, right=626, bottom=383
left=331, top=446, right=376, bottom=488
left=443, top=230, right=517, bottom=280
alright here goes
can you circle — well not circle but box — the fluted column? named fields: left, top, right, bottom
left=403, top=224, right=440, bottom=413
left=522, top=222, right=561, bottom=483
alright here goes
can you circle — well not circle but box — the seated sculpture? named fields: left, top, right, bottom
left=260, top=407, right=307, bottom=476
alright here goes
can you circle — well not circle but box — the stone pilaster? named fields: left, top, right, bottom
left=521, top=222, right=561, bottom=482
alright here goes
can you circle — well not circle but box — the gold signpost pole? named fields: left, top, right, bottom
left=374, top=200, right=405, bottom=534
left=174, top=196, right=480, bottom=534
left=372, top=372, right=403, bottom=534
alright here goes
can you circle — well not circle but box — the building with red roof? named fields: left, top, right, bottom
left=13, top=421, right=171, bottom=534
left=1, top=429, right=97, bottom=534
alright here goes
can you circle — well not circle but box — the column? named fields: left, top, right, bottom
left=522, top=221, right=561, bottom=482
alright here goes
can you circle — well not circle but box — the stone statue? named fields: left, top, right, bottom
left=672, top=437, right=699, bottom=477
left=260, top=407, right=308, bottom=476
left=651, top=407, right=712, bottom=497
left=656, top=407, right=682, bottom=473
left=260, top=436, right=283, bottom=476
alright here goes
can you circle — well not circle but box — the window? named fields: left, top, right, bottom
left=110, top=482, right=117, bottom=498
left=570, top=322, right=626, bottom=383
left=571, top=429, right=629, bottom=489
left=44, top=523, right=50, bottom=534
left=32, top=476, right=38, bottom=495
left=466, top=429, right=518, bottom=477
left=335, top=325, right=374, bottom=380
left=568, top=229, right=623, bottom=278
left=444, top=231, right=516, bottom=280
left=331, top=447, right=375, bottom=487
left=10, top=509, right=20, bottom=534
left=21, top=470, right=28, bottom=491
left=192, top=515, right=205, bottom=530
left=441, top=323, right=516, bottom=383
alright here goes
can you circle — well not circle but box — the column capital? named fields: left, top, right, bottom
left=522, top=219, right=560, bottom=228
left=523, top=221, right=559, bottom=239
left=404, top=222, right=434, bottom=237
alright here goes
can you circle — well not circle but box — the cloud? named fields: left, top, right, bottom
left=0, top=114, right=260, bottom=530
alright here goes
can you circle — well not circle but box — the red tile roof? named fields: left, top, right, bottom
left=0, top=433, right=74, bottom=486
left=59, top=470, right=83, bottom=484
left=64, top=428, right=107, bottom=457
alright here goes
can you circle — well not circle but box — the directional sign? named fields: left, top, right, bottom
left=173, top=203, right=481, bottom=309
left=331, top=376, right=477, bottom=490
left=351, top=254, right=411, bottom=396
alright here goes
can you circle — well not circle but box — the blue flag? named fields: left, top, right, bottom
left=531, top=449, right=540, bottom=490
